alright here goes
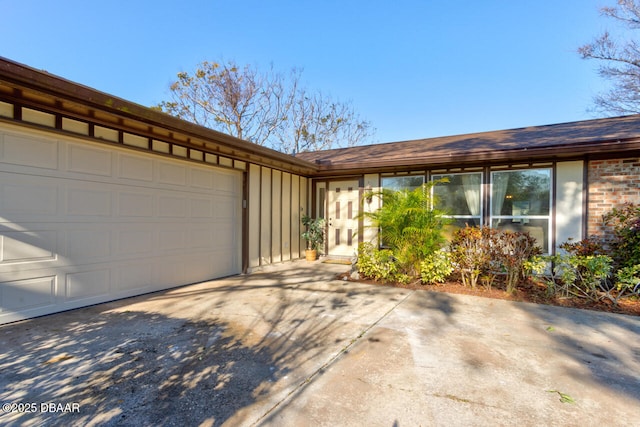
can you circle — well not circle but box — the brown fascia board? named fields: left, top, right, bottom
left=298, top=113, right=640, bottom=175
left=310, top=137, right=640, bottom=176
left=0, top=57, right=318, bottom=174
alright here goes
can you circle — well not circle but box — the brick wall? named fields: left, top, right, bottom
left=588, top=158, right=640, bottom=238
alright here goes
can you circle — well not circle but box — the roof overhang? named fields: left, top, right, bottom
left=307, top=138, right=640, bottom=176
left=298, top=115, right=640, bottom=176
left=3, top=56, right=640, bottom=180
left=0, top=57, right=319, bottom=176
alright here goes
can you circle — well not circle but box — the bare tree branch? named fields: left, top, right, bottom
left=156, top=60, right=375, bottom=153
left=579, top=1, right=640, bottom=115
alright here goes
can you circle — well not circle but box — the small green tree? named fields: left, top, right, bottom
left=361, top=182, right=449, bottom=277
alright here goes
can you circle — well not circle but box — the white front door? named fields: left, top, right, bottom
left=327, top=180, right=360, bottom=257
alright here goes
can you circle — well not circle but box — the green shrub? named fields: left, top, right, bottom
left=603, top=203, right=640, bottom=268
left=361, top=182, right=449, bottom=277
left=544, top=253, right=613, bottom=302
left=559, top=237, right=605, bottom=256
left=449, top=226, right=487, bottom=288
left=357, top=242, right=405, bottom=283
left=497, top=230, right=543, bottom=294
left=420, top=250, right=454, bottom=285
left=614, top=264, right=640, bottom=300
left=450, top=226, right=543, bottom=292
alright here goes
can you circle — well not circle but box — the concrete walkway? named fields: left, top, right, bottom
left=1, top=260, right=639, bottom=426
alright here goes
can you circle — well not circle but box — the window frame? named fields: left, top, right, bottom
left=431, top=171, right=483, bottom=229
left=489, top=167, right=553, bottom=254
left=380, top=174, right=425, bottom=192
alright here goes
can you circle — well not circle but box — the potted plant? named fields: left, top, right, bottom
left=301, top=214, right=326, bottom=261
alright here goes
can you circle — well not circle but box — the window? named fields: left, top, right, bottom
left=378, top=175, right=425, bottom=248
left=317, top=187, right=326, bottom=219
left=381, top=175, right=424, bottom=191
left=491, top=168, right=551, bottom=253
left=432, top=172, right=482, bottom=229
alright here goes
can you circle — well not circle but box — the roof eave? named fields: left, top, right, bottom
left=309, top=138, right=640, bottom=176
left=0, top=57, right=318, bottom=175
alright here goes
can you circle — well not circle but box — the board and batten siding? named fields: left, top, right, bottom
left=247, top=163, right=307, bottom=270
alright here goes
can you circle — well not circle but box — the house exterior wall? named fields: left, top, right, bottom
left=587, top=157, right=640, bottom=239
left=5, top=101, right=311, bottom=274
left=247, top=164, right=307, bottom=270
left=555, top=161, right=585, bottom=249
left=335, top=161, right=587, bottom=254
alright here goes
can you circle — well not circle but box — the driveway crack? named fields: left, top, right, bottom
left=252, top=289, right=415, bottom=425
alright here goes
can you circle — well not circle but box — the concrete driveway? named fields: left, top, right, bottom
left=1, top=260, right=639, bottom=427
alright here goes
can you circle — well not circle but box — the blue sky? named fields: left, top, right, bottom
left=1, top=1, right=619, bottom=143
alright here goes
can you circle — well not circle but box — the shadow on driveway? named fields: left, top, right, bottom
left=2, top=261, right=638, bottom=426
left=0, top=262, right=411, bottom=426
left=516, top=302, right=640, bottom=403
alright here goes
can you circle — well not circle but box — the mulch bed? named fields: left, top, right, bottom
left=337, top=272, right=640, bottom=317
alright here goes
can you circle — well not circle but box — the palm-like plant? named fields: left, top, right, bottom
left=362, top=182, right=449, bottom=277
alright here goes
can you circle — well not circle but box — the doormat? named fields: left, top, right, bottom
left=322, top=259, right=352, bottom=265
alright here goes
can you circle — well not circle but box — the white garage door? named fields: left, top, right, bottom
left=0, top=125, right=242, bottom=325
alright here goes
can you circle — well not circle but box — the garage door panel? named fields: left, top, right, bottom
left=2, top=132, right=59, bottom=170
left=159, top=195, right=188, bottom=218
left=117, top=229, right=154, bottom=255
left=157, top=260, right=186, bottom=287
left=159, top=230, right=187, bottom=252
left=66, top=229, right=111, bottom=261
left=66, top=186, right=113, bottom=217
left=215, top=196, right=238, bottom=220
left=0, top=276, right=56, bottom=311
left=117, top=191, right=155, bottom=217
left=118, top=153, right=153, bottom=182
left=192, top=168, right=215, bottom=189
left=1, top=230, right=57, bottom=264
left=2, top=179, right=59, bottom=217
left=211, top=249, right=237, bottom=277
left=67, top=144, right=112, bottom=177
left=65, top=269, right=110, bottom=301
left=215, top=172, right=239, bottom=193
left=189, top=229, right=214, bottom=249
left=215, top=221, right=237, bottom=244
left=0, top=127, right=242, bottom=325
left=116, top=263, right=153, bottom=292
left=191, top=198, right=214, bottom=218
left=178, top=252, right=210, bottom=284
left=158, top=161, right=187, bottom=186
